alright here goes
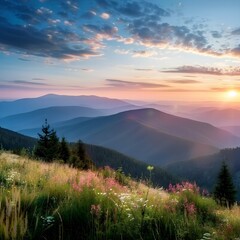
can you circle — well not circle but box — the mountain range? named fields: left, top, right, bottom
left=0, top=94, right=136, bottom=118
left=2, top=95, right=240, bottom=164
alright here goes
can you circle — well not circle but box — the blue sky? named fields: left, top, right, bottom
left=1, top=0, right=240, bottom=101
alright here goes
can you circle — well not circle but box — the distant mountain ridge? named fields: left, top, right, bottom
left=0, top=94, right=135, bottom=118
left=0, top=106, right=104, bottom=131
left=189, top=108, right=240, bottom=127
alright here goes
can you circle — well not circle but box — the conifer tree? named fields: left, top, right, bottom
left=71, top=140, right=94, bottom=170
left=213, top=162, right=236, bottom=208
left=59, top=137, right=70, bottom=163
left=35, top=119, right=59, bottom=162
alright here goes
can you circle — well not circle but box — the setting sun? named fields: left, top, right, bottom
left=227, top=90, right=238, bottom=98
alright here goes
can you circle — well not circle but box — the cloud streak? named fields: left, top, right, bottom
left=163, top=65, right=240, bottom=76
left=105, top=79, right=170, bottom=89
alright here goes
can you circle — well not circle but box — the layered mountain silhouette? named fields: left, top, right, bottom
left=0, top=106, right=104, bottom=131
left=41, top=108, right=237, bottom=166
left=189, top=108, right=240, bottom=126
left=0, top=94, right=135, bottom=118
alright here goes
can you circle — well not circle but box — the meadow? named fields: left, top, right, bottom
left=0, top=151, right=240, bottom=240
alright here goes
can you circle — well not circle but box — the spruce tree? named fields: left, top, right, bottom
left=35, top=119, right=59, bottom=162
left=71, top=140, right=94, bottom=170
left=59, top=137, right=70, bottom=163
left=213, top=162, right=236, bottom=208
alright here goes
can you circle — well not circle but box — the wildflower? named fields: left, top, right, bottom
left=184, top=200, right=196, bottom=216
left=168, top=181, right=199, bottom=194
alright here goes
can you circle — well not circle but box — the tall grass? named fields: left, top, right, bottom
left=0, top=152, right=240, bottom=239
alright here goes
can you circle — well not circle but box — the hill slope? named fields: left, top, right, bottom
left=1, top=152, right=239, bottom=240
left=86, top=144, right=177, bottom=188
left=113, top=108, right=240, bottom=148
left=51, top=109, right=219, bottom=166
left=0, top=127, right=37, bottom=150
left=165, top=148, right=240, bottom=200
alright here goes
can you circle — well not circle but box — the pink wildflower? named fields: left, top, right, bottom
left=184, top=200, right=196, bottom=216
left=168, top=181, right=199, bottom=194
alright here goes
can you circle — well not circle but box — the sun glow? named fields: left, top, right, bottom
left=227, top=90, right=238, bottom=98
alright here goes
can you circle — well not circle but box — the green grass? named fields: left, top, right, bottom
left=0, top=151, right=240, bottom=239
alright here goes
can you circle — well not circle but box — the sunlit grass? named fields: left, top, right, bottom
left=1, top=151, right=240, bottom=239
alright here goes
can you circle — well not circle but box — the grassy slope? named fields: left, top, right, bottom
left=1, top=152, right=240, bottom=239
left=165, top=148, right=240, bottom=200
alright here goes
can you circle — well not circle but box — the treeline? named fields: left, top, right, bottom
left=0, top=127, right=37, bottom=151
left=86, top=144, right=177, bottom=188
left=34, top=119, right=94, bottom=170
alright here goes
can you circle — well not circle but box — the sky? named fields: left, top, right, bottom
left=1, top=0, right=240, bottom=102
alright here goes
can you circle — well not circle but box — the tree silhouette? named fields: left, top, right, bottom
left=35, top=119, right=59, bottom=162
left=59, top=137, right=70, bottom=163
left=213, top=162, right=236, bottom=208
left=70, top=140, right=94, bottom=170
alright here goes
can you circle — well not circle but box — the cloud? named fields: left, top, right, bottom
left=211, top=87, right=240, bottom=92
left=163, top=65, right=240, bottom=76
left=0, top=17, right=101, bottom=60
left=1, top=0, right=239, bottom=61
left=132, top=50, right=157, bottom=57
left=114, top=49, right=129, bottom=55
left=100, top=13, right=110, bottom=19
left=81, top=68, right=94, bottom=72
left=230, top=45, right=240, bottom=57
left=18, top=58, right=31, bottom=61
left=32, top=78, right=46, bottom=81
left=211, top=31, right=222, bottom=38
left=167, top=79, right=201, bottom=84
left=232, top=28, right=240, bottom=35
left=83, top=24, right=118, bottom=36
left=105, top=79, right=170, bottom=89
left=81, top=11, right=97, bottom=19
left=134, top=68, right=153, bottom=71
left=9, top=80, right=50, bottom=86
left=94, top=0, right=240, bottom=57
